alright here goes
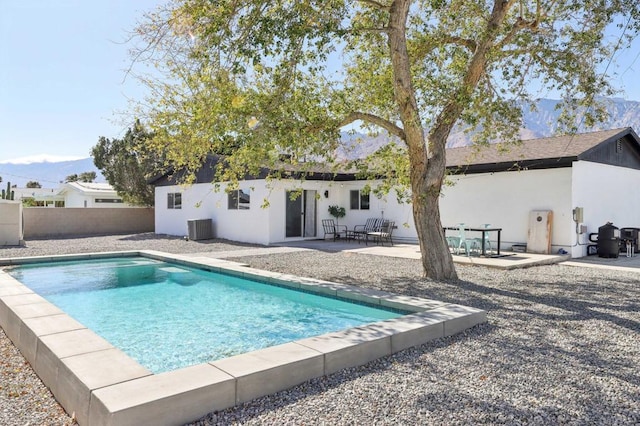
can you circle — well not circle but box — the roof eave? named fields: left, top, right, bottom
left=447, top=157, right=577, bottom=174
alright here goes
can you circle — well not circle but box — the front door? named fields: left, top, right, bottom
left=285, top=190, right=317, bottom=238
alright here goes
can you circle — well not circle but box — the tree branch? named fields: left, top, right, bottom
left=495, top=17, right=540, bottom=50
left=340, top=112, right=406, bottom=141
left=429, top=0, right=515, bottom=149
left=357, top=0, right=391, bottom=10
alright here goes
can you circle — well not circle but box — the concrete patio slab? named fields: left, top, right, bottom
left=273, top=240, right=569, bottom=269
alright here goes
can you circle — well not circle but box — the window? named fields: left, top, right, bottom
left=95, top=198, right=123, bottom=204
left=228, top=188, right=250, bottom=210
left=167, top=192, right=182, bottom=209
left=350, top=190, right=370, bottom=210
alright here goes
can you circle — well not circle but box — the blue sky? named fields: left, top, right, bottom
left=0, top=0, right=160, bottom=163
left=1, top=2, right=640, bottom=164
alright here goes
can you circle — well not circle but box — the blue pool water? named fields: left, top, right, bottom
left=8, top=257, right=402, bottom=373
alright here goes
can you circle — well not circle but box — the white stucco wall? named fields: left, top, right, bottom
left=439, top=167, right=573, bottom=253
left=333, top=181, right=415, bottom=241
left=62, top=191, right=127, bottom=208
left=64, top=191, right=90, bottom=208
left=155, top=161, right=639, bottom=255
left=572, top=161, right=640, bottom=256
left=155, top=179, right=417, bottom=244
left=155, top=168, right=575, bottom=249
left=155, top=182, right=271, bottom=244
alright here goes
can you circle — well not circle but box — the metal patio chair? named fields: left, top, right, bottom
left=354, top=218, right=383, bottom=244
left=322, top=219, right=347, bottom=241
left=366, top=220, right=395, bottom=246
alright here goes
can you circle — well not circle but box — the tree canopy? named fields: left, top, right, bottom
left=65, top=172, right=97, bottom=183
left=92, top=120, right=159, bottom=207
left=129, top=0, right=639, bottom=279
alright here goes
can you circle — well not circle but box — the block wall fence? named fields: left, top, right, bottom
left=22, top=208, right=154, bottom=239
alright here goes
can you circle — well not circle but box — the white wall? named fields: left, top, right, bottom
left=63, top=192, right=127, bottom=208
left=155, top=183, right=271, bottom=244
left=439, top=168, right=573, bottom=253
left=333, top=181, right=416, bottom=241
left=64, top=191, right=89, bottom=208
left=154, top=166, right=581, bottom=251
left=572, top=161, right=640, bottom=256
left=155, top=179, right=418, bottom=244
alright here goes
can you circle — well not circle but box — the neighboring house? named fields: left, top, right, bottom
left=151, top=127, right=640, bottom=258
left=13, top=187, right=65, bottom=207
left=56, top=182, right=128, bottom=208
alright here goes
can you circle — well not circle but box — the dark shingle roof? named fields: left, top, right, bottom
left=151, top=128, right=640, bottom=186
left=446, top=127, right=638, bottom=172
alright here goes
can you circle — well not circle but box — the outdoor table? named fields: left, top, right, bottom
left=443, top=226, right=502, bottom=256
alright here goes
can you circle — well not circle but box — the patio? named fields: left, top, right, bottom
left=277, top=240, right=569, bottom=270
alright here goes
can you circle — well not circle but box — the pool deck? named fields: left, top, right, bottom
left=0, top=250, right=486, bottom=426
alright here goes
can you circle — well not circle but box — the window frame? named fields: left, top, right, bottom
left=228, top=188, right=251, bottom=210
left=167, top=192, right=182, bottom=210
left=349, top=189, right=370, bottom=210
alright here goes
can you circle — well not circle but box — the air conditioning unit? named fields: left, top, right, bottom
left=187, top=219, right=213, bottom=241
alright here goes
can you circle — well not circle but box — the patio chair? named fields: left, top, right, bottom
left=453, top=223, right=479, bottom=256
left=322, top=219, right=347, bottom=241
left=446, top=235, right=461, bottom=253
left=366, top=220, right=395, bottom=246
left=354, top=218, right=383, bottom=244
left=472, top=223, right=493, bottom=255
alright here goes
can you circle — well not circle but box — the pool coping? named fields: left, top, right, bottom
left=0, top=250, right=487, bottom=426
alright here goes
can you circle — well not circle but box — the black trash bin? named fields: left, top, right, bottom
left=597, top=222, right=620, bottom=258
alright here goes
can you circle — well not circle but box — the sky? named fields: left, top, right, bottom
left=0, top=0, right=161, bottom=164
left=1, top=2, right=640, bottom=164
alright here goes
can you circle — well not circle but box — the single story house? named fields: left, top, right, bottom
left=13, top=187, right=65, bottom=207
left=56, top=182, right=129, bottom=208
left=151, top=127, right=640, bottom=258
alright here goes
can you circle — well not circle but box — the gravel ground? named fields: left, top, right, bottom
left=1, top=233, right=639, bottom=425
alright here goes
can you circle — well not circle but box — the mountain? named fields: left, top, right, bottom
left=338, top=97, right=640, bottom=158
left=0, top=158, right=105, bottom=188
left=519, top=98, right=640, bottom=139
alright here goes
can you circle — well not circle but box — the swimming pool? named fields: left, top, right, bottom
left=8, top=256, right=404, bottom=373
left=0, top=250, right=486, bottom=426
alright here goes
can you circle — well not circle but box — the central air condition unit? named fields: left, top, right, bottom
left=187, top=219, right=213, bottom=241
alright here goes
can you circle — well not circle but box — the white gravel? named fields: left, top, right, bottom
left=1, top=233, right=639, bottom=426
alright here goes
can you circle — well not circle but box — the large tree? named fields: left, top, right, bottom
left=129, top=0, right=639, bottom=279
left=92, top=120, right=158, bottom=207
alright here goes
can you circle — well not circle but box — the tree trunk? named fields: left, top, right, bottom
left=411, top=145, right=458, bottom=280
left=388, top=0, right=458, bottom=280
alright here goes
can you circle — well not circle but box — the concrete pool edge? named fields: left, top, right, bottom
left=0, top=250, right=487, bottom=426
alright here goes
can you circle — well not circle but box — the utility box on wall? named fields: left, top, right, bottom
left=527, top=210, right=553, bottom=254
left=0, top=200, right=23, bottom=246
